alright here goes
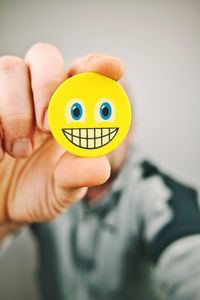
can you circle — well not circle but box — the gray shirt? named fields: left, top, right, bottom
left=31, top=148, right=200, bottom=300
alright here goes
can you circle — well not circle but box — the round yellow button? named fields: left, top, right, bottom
left=48, top=72, right=132, bottom=157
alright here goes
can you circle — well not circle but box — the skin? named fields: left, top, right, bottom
left=0, top=43, right=131, bottom=242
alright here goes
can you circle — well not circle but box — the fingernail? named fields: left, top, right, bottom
left=43, top=110, right=49, bottom=130
left=12, top=138, right=32, bottom=158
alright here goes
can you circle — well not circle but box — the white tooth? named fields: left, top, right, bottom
left=64, top=129, right=72, bottom=134
left=110, top=131, right=117, bottom=140
left=95, top=129, right=102, bottom=138
left=73, top=137, right=80, bottom=146
left=88, top=139, right=95, bottom=148
left=110, top=128, right=117, bottom=134
left=65, top=133, right=72, bottom=141
left=88, top=129, right=94, bottom=138
left=95, top=138, right=102, bottom=148
left=102, top=135, right=109, bottom=145
left=73, top=129, right=79, bottom=137
left=102, top=129, right=109, bottom=136
left=80, top=138, right=87, bottom=148
left=81, top=129, right=87, bottom=138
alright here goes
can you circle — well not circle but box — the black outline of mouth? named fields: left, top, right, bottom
left=62, top=127, right=119, bottom=149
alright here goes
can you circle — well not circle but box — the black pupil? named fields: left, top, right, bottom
left=73, top=107, right=80, bottom=117
left=102, top=106, right=109, bottom=116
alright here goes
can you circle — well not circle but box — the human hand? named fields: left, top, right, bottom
left=0, top=43, right=124, bottom=235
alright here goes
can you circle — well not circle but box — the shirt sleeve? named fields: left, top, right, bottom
left=137, top=161, right=200, bottom=299
left=154, top=235, right=200, bottom=300
left=138, top=161, right=200, bottom=264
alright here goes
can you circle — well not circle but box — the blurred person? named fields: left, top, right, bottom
left=0, top=43, right=200, bottom=300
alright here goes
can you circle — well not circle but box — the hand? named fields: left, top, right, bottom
left=0, top=43, right=124, bottom=234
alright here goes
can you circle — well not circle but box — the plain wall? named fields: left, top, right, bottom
left=0, top=1, right=199, bottom=299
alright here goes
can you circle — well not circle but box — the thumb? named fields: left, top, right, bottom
left=52, top=153, right=111, bottom=211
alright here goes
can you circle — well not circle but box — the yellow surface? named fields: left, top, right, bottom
left=48, top=72, right=132, bottom=157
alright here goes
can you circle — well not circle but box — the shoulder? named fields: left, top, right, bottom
left=137, top=160, right=200, bottom=264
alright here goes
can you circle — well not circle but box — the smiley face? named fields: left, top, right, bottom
left=48, top=72, right=132, bottom=157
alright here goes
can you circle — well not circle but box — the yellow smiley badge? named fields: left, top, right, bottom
left=48, top=72, right=132, bottom=157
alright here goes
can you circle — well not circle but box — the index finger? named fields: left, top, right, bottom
left=25, top=43, right=66, bottom=131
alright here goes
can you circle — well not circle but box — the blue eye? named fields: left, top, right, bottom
left=100, top=102, right=112, bottom=120
left=71, top=103, right=83, bottom=120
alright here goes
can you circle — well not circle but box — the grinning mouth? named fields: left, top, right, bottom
left=62, top=127, right=119, bottom=149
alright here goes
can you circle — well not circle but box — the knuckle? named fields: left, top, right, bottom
left=0, top=56, right=26, bottom=72
left=85, top=52, right=101, bottom=62
left=3, top=112, right=33, bottom=123
left=26, top=42, right=46, bottom=56
left=2, top=114, right=33, bottom=137
left=85, top=52, right=99, bottom=58
left=85, top=53, right=123, bottom=65
left=30, top=42, right=48, bottom=50
left=26, top=42, right=59, bottom=59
